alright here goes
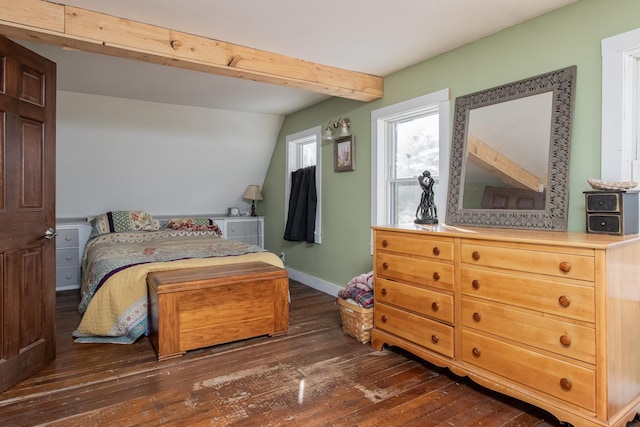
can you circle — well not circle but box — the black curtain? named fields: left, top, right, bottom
left=284, top=166, right=317, bottom=243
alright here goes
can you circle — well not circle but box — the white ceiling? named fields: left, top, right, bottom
left=17, top=0, right=576, bottom=115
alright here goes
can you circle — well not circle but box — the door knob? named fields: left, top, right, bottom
left=44, top=228, right=57, bottom=240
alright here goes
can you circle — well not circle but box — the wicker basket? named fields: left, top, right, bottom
left=337, top=298, right=374, bottom=344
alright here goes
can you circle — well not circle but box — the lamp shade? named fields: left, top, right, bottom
left=242, top=185, right=263, bottom=201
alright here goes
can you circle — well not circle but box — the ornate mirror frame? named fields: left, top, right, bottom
left=445, top=65, right=577, bottom=230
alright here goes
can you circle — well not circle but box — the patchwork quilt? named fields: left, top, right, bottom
left=73, top=229, right=283, bottom=344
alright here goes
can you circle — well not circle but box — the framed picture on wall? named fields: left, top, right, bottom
left=334, top=135, right=355, bottom=172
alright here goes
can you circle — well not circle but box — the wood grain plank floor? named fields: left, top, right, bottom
left=0, top=280, right=567, bottom=426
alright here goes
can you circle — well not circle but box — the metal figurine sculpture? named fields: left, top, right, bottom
left=415, top=170, right=438, bottom=224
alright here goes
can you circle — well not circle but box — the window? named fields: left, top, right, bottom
left=602, top=28, right=640, bottom=182
left=371, top=89, right=450, bottom=229
left=285, top=126, right=322, bottom=243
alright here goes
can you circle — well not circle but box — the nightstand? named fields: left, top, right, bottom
left=55, top=220, right=93, bottom=290
left=210, top=216, right=264, bottom=248
left=225, top=216, right=264, bottom=247
left=55, top=227, right=80, bottom=290
left=584, top=190, right=639, bottom=235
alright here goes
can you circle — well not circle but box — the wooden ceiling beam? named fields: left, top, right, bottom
left=0, top=0, right=383, bottom=102
left=467, top=135, right=546, bottom=192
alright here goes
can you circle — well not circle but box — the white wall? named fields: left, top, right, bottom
left=56, top=91, right=284, bottom=218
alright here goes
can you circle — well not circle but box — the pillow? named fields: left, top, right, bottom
left=166, top=217, right=222, bottom=236
left=89, top=210, right=160, bottom=237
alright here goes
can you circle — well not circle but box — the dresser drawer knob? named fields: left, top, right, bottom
left=560, top=378, right=572, bottom=391
left=65, top=255, right=72, bottom=261
left=432, top=272, right=440, bottom=281
left=559, top=262, right=571, bottom=273
left=382, top=262, right=389, bottom=270
left=431, top=335, right=439, bottom=344
left=381, top=288, right=388, bottom=296
left=381, top=315, right=388, bottom=323
left=472, top=280, right=480, bottom=290
left=431, top=302, right=440, bottom=311
left=472, top=347, right=481, bottom=357
left=558, top=295, right=571, bottom=307
left=472, top=312, right=481, bottom=322
left=560, top=335, right=572, bottom=347
left=472, top=251, right=481, bottom=261
left=432, top=246, right=440, bottom=256
left=65, top=274, right=72, bottom=280
left=382, top=239, right=389, bottom=248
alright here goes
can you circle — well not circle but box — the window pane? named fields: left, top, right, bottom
left=301, top=142, right=316, bottom=167
left=392, top=181, right=441, bottom=224
left=392, top=181, right=420, bottom=224
left=394, top=114, right=439, bottom=179
left=391, top=113, right=440, bottom=224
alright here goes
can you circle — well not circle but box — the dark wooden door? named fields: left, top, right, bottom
left=0, top=35, right=56, bottom=393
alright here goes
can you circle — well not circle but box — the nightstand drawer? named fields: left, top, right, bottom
left=56, top=248, right=79, bottom=268
left=56, top=267, right=80, bottom=287
left=226, top=221, right=252, bottom=237
left=56, top=228, right=79, bottom=248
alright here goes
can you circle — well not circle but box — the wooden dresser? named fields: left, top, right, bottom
left=372, top=224, right=640, bottom=427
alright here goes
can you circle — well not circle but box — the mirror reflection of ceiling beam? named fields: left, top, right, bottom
left=0, top=0, right=383, bottom=102
left=467, top=135, right=546, bottom=192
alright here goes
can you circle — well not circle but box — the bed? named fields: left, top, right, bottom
left=72, top=211, right=285, bottom=346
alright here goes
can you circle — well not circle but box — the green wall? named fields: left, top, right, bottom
left=261, top=0, right=640, bottom=289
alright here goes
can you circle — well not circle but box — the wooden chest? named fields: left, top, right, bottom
left=147, top=261, right=289, bottom=361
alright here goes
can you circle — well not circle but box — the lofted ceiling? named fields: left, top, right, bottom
left=8, top=0, right=577, bottom=115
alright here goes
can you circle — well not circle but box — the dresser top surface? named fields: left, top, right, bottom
left=373, top=223, right=640, bottom=249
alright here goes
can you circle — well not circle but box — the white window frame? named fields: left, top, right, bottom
left=371, top=89, right=451, bottom=234
left=601, top=28, right=640, bottom=182
left=285, top=126, right=322, bottom=243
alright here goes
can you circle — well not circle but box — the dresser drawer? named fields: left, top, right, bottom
left=587, top=214, right=622, bottom=234
left=56, top=267, right=80, bottom=287
left=460, top=267, right=595, bottom=322
left=375, top=231, right=453, bottom=260
left=375, top=278, right=453, bottom=324
left=460, top=241, right=594, bottom=281
left=56, top=247, right=79, bottom=269
left=462, top=330, right=596, bottom=411
left=462, top=298, right=595, bottom=364
left=375, top=303, right=454, bottom=358
left=585, top=192, right=622, bottom=212
left=376, top=252, right=454, bottom=291
left=56, top=228, right=79, bottom=249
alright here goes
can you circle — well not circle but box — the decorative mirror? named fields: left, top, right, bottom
left=445, top=65, right=576, bottom=230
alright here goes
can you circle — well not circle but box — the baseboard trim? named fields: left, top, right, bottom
left=56, top=284, right=80, bottom=292
left=286, top=267, right=342, bottom=297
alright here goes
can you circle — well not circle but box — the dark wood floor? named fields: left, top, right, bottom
left=0, top=280, right=568, bottom=426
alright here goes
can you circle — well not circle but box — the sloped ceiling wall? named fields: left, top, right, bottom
left=56, top=91, right=284, bottom=218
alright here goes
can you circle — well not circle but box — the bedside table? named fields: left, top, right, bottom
left=211, top=216, right=264, bottom=248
